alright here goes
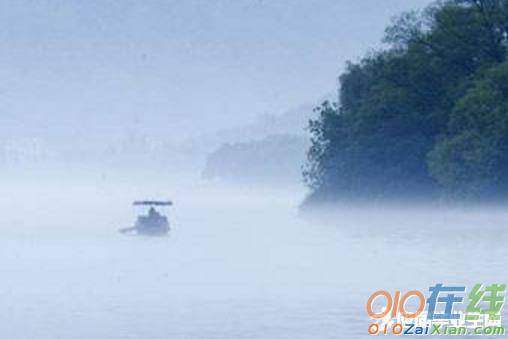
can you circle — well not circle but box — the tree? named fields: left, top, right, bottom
left=428, top=61, right=508, bottom=197
left=304, top=0, right=508, bottom=204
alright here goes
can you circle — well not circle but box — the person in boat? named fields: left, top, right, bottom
left=148, top=206, right=159, bottom=219
left=119, top=200, right=171, bottom=235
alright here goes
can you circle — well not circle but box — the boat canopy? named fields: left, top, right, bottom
left=133, top=200, right=173, bottom=206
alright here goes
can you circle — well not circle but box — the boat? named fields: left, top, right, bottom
left=119, top=200, right=172, bottom=236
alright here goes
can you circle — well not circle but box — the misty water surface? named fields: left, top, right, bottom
left=1, top=170, right=507, bottom=339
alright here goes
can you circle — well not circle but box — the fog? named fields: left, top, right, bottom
left=4, top=0, right=507, bottom=338
left=0, top=0, right=432, bottom=168
left=1, top=168, right=507, bottom=338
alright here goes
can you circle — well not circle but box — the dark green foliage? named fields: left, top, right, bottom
left=428, top=61, right=508, bottom=197
left=304, top=0, right=508, bottom=202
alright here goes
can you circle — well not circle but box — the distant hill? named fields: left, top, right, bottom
left=199, top=95, right=336, bottom=186
left=214, top=103, right=315, bottom=142
left=0, top=94, right=331, bottom=178
left=195, top=94, right=334, bottom=146
left=200, top=95, right=335, bottom=186
left=203, top=134, right=308, bottom=187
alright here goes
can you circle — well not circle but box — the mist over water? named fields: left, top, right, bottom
left=4, top=0, right=508, bottom=337
left=1, top=169, right=506, bottom=339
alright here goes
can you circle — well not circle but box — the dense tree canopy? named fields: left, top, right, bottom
left=304, top=0, right=508, bottom=203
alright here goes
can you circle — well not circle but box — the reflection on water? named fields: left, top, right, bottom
left=0, top=176, right=507, bottom=338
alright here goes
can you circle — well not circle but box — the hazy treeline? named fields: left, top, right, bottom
left=304, top=0, right=508, bottom=203
left=203, top=134, right=308, bottom=187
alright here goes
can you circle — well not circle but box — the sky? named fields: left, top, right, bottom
left=0, top=0, right=432, bottom=145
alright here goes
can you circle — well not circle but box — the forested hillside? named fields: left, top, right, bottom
left=304, top=0, right=508, bottom=203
